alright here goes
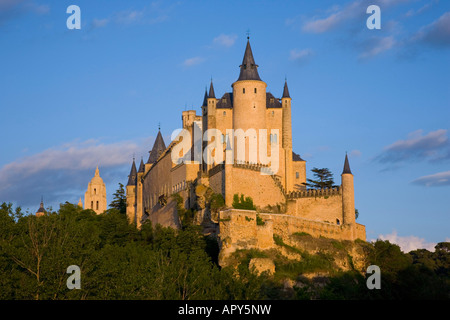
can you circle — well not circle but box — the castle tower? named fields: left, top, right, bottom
left=282, top=80, right=294, bottom=192
left=136, top=158, right=145, bottom=229
left=126, top=159, right=137, bottom=224
left=205, top=80, right=217, bottom=170
left=201, top=87, right=209, bottom=172
left=84, top=166, right=107, bottom=215
left=232, top=38, right=267, bottom=164
left=36, top=197, right=45, bottom=217
left=77, top=197, right=83, bottom=208
left=145, top=130, right=166, bottom=174
left=341, top=154, right=356, bottom=239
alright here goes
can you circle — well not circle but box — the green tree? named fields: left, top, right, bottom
left=109, top=183, right=126, bottom=214
left=304, top=168, right=335, bottom=189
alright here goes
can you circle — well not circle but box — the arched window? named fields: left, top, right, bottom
left=336, top=219, right=340, bottom=225
left=243, top=88, right=245, bottom=94
left=96, top=201, right=99, bottom=210
left=223, top=111, right=226, bottom=116
left=94, top=188, right=97, bottom=194
left=254, top=88, right=257, bottom=93
left=91, top=201, right=93, bottom=209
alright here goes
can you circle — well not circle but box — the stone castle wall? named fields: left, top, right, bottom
left=218, top=208, right=366, bottom=266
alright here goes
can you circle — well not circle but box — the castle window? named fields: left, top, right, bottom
left=94, top=188, right=97, bottom=194
left=336, top=219, right=340, bottom=225
left=91, top=201, right=93, bottom=209
left=243, top=88, right=245, bottom=94
left=223, top=111, right=226, bottom=116
left=96, top=201, right=99, bottom=210
left=296, top=172, right=299, bottom=179
left=254, top=88, right=257, bottom=93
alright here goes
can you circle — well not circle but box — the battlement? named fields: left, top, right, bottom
left=287, top=187, right=341, bottom=199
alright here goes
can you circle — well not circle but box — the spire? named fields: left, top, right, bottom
left=36, top=197, right=45, bottom=214
left=95, top=166, right=99, bottom=177
left=282, top=79, right=290, bottom=98
left=342, top=153, right=352, bottom=175
left=202, top=87, right=208, bottom=106
left=237, top=39, right=261, bottom=81
left=138, top=157, right=145, bottom=173
left=78, top=197, right=83, bottom=208
left=127, top=159, right=137, bottom=186
left=208, top=79, right=215, bottom=99
left=147, top=130, right=167, bottom=164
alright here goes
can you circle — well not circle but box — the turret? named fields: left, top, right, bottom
left=232, top=38, right=267, bottom=163
left=282, top=79, right=294, bottom=192
left=136, top=158, right=145, bottom=229
left=126, top=159, right=137, bottom=224
left=341, top=154, right=356, bottom=238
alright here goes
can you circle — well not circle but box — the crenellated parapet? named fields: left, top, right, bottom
left=287, top=187, right=341, bottom=200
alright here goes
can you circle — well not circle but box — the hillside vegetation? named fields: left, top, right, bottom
left=0, top=202, right=448, bottom=300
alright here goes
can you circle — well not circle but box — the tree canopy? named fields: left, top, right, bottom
left=304, top=168, right=336, bottom=189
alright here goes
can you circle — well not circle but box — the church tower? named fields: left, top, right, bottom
left=232, top=38, right=267, bottom=164
left=84, top=166, right=107, bottom=214
left=36, top=197, right=45, bottom=217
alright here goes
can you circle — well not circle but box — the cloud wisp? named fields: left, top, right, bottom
left=412, top=171, right=450, bottom=187
left=375, top=129, right=450, bottom=164
left=89, top=1, right=174, bottom=30
left=0, top=0, right=49, bottom=27
left=212, top=34, right=237, bottom=48
left=413, top=11, right=450, bottom=48
left=182, top=56, right=205, bottom=67
left=289, top=48, right=314, bottom=63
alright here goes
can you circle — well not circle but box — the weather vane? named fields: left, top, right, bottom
left=246, top=29, right=250, bottom=39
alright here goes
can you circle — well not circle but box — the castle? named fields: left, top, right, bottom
left=125, top=39, right=366, bottom=261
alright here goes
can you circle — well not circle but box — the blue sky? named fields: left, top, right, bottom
left=0, top=0, right=449, bottom=252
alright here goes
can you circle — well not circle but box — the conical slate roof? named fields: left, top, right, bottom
left=282, top=80, right=290, bottom=98
left=237, top=40, right=261, bottom=81
left=138, top=158, right=145, bottom=173
left=147, top=131, right=166, bottom=164
left=202, top=87, right=208, bottom=106
left=208, top=80, right=216, bottom=99
left=127, top=160, right=137, bottom=186
left=342, top=154, right=352, bottom=174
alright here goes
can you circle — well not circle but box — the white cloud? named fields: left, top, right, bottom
left=289, top=48, right=314, bottom=61
left=412, top=171, right=450, bottom=187
left=373, top=230, right=437, bottom=252
left=213, top=34, right=237, bottom=48
left=0, top=138, right=152, bottom=210
left=183, top=56, right=205, bottom=67
left=0, top=139, right=140, bottom=185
